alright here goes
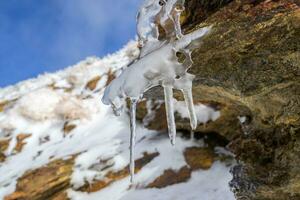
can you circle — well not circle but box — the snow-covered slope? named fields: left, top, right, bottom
left=0, top=41, right=235, bottom=200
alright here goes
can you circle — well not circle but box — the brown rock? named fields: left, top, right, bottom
left=5, top=157, right=75, bottom=200
left=134, top=99, right=168, bottom=131
left=85, top=76, right=101, bottom=91
left=0, top=151, right=6, bottom=162
left=184, top=147, right=215, bottom=170
left=0, top=100, right=8, bottom=112
left=79, top=152, right=159, bottom=193
left=147, top=166, right=192, bottom=188
left=182, top=0, right=233, bottom=32
left=4, top=192, right=27, bottom=200
left=146, top=103, right=168, bottom=131
left=63, top=122, right=77, bottom=135
left=48, top=83, right=73, bottom=93
left=0, top=139, right=10, bottom=162
left=133, top=100, right=148, bottom=122
left=51, top=192, right=69, bottom=200
left=14, top=134, right=32, bottom=153
left=105, top=69, right=116, bottom=87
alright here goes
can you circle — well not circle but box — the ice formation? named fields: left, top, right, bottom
left=102, top=0, right=212, bottom=182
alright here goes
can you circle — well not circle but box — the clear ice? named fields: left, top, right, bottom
left=102, top=0, right=211, bottom=182
left=163, top=85, right=176, bottom=145
left=182, top=88, right=197, bottom=130
left=129, top=98, right=138, bottom=182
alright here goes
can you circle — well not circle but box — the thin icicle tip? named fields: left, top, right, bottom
left=163, top=85, right=176, bottom=145
left=129, top=98, right=138, bottom=183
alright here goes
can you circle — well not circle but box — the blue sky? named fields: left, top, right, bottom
left=0, top=0, right=141, bottom=87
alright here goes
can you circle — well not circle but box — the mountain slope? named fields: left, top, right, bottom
left=0, top=41, right=234, bottom=200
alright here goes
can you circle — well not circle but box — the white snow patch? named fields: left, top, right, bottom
left=17, top=88, right=63, bottom=121
left=238, top=116, right=247, bottom=124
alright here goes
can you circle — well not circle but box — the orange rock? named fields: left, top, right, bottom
left=0, top=139, right=9, bottom=162
left=79, top=152, right=159, bottom=193
left=184, top=147, right=215, bottom=170
left=51, top=192, right=69, bottom=200
left=4, top=191, right=27, bottom=200
left=63, top=122, right=77, bottom=135
left=147, top=166, right=192, bottom=188
left=5, top=157, right=75, bottom=200
left=146, top=103, right=168, bottom=131
left=0, top=153, right=5, bottom=162
left=14, top=134, right=32, bottom=153
left=85, top=76, right=101, bottom=91
left=105, top=69, right=116, bottom=87
left=0, top=100, right=9, bottom=112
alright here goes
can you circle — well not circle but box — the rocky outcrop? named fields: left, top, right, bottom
left=78, top=152, right=159, bottom=193
left=5, top=158, right=75, bottom=200
left=5, top=153, right=159, bottom=200
left=4, top=148, right=223, bottom=200
left=137, top=0, right=300, bottom=199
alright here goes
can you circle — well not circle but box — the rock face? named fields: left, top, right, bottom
left=1, top=1, right=299, bottom=200
left=4, top=153, right=159, bottom=200
left=5, top=158, right=75, bottom=200
left=137, top=0, right=300, bottom=199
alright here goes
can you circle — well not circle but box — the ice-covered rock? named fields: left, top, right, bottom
left=103, top=0, right=212, bottom=182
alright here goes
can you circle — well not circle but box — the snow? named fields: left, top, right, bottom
left=0, top=41, right=139, bottom=199
left=238, top=116, right=247, bottom=124
left=17, top=88, right=62, bottom=121
left=68, top=162, right=234, bottom=200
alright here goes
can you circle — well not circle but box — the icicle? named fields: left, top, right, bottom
left=190, top=130, right=195, bottom=140
left=129, top=98, right=138, bottom=183
left=136, top=0, right=163, bottom=48
left=111, top=104, right=123, bottom=116
left=182, top=88, right=197, bottom=130
left=163, top=85, right=176, bottom=145
left=171, top=4, right=184, bottom=39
